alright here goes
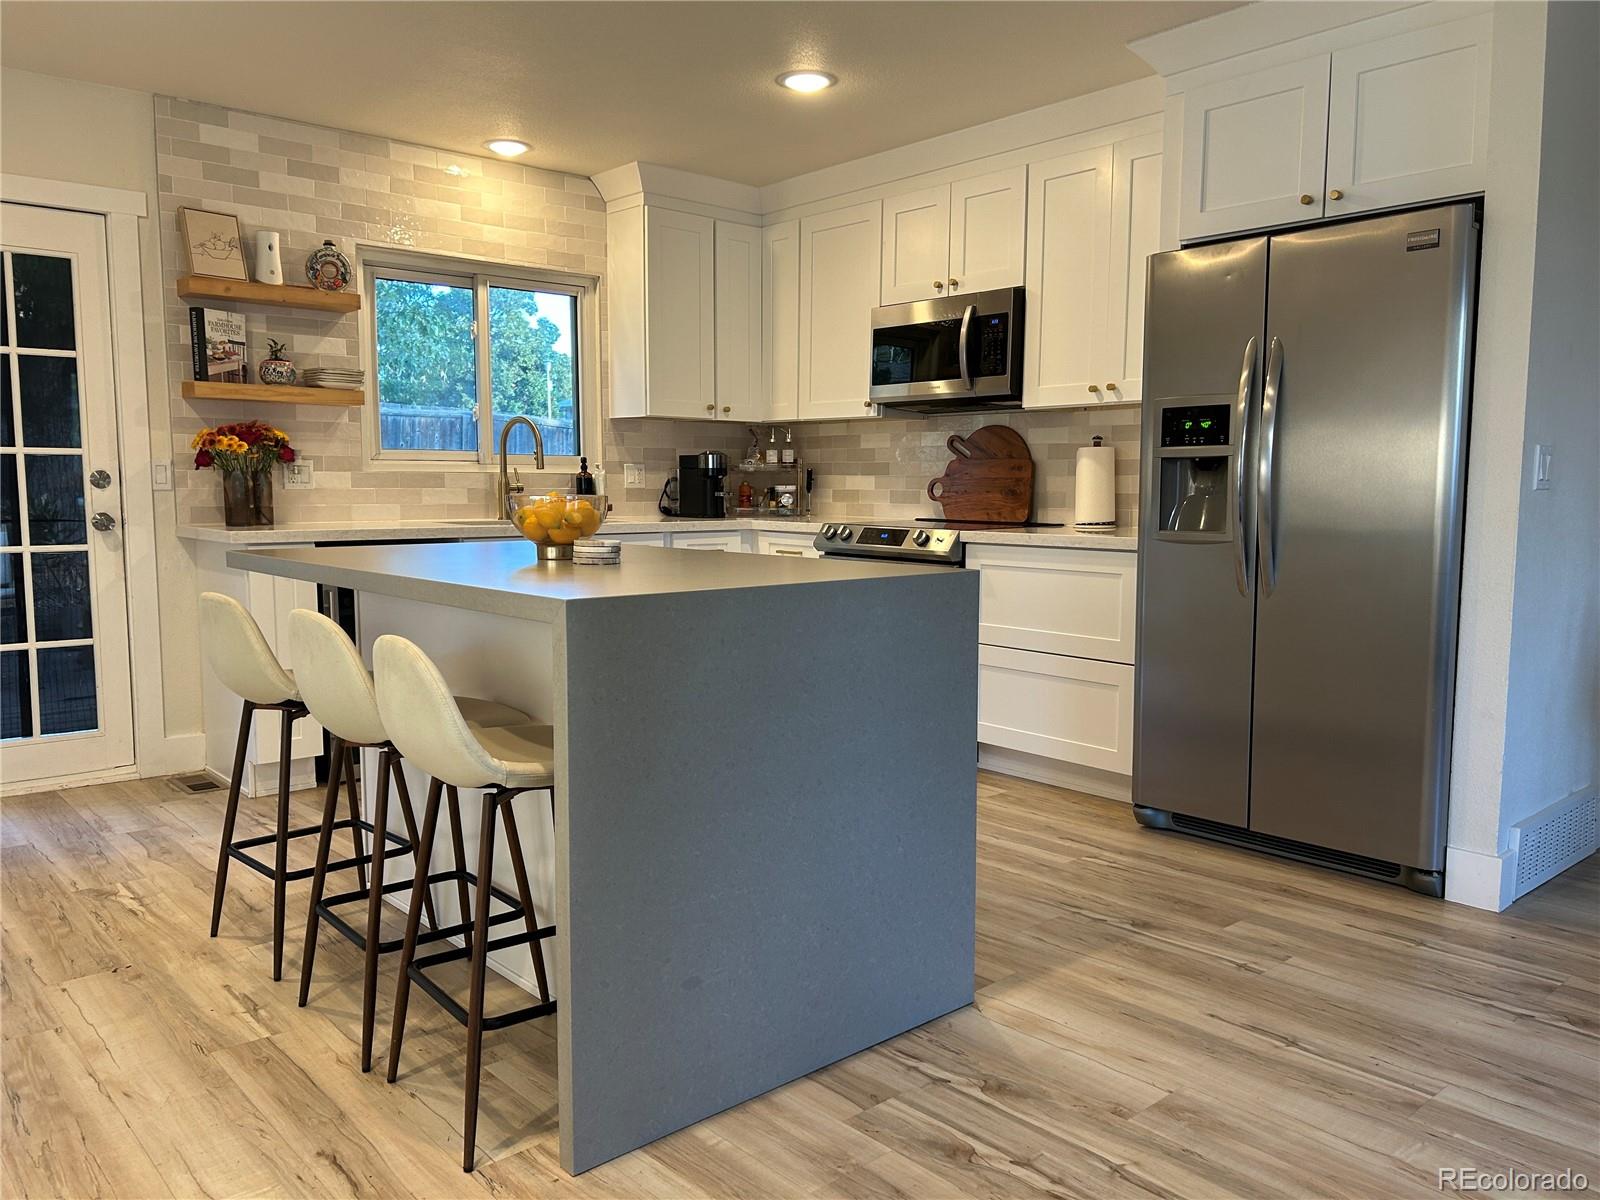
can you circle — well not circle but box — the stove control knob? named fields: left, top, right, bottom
left=820, top=524, right=836, bottom=539
left=912, top=530, right=931, bottom=547
left=838, top=527, right=855, bottom=542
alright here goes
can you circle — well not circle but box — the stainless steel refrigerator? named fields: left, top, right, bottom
left=1132, top=203, right=1479, bottom=896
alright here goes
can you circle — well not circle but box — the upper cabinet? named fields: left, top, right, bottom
left=880, top=167, right=1025, bottom=304
left=763, top=220, right=800, bottom=422
left=799, top=201, right=882, bottom=421
left=1177, top=14, right=1491, bottom=242
left=714, top=221, right=764, bottom=423
left=1024, top=134, right=1161, bottom=410
left=608, top=206, right=717, bottom=419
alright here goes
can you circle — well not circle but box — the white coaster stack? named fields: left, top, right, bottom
left=302, top=368, right=366, bottom=390
left=572, top=539, right=622, bottom=566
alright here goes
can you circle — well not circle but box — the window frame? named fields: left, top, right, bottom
left=358, top=246, right=597, bottom=472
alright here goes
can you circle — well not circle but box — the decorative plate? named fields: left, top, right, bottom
left=305, top=240, right=351, bottom=291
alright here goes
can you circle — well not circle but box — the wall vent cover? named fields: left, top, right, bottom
left=1512, top=791, right=1599, bottom=898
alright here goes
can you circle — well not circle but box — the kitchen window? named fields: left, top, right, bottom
left=364, top=254, right=589, bottom=465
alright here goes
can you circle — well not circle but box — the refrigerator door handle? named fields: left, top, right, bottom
left=1233, top=336, right=1258, bottom=596
left=1259, top=336, right=1284, bottom=596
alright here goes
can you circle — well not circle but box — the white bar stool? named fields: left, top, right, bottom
left=199, top=591, right=318, bottom=981
left=288, top=608, right=531, bottom=1072
left=373, top=633, right=558, bottom=1174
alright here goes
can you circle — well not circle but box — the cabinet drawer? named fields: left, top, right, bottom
left=966, top=545, right=1136, bottom=663
left=977, top=645, right=1133, bottom=774
left=610, top=533, right=668, bottom=546
left=754, top=531, right=820, bottom=558
left=669, top=531, right=746, bottom=552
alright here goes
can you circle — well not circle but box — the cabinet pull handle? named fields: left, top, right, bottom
left=705, top=403, right=715, bottom=412
left=1328, top=189, right=1344, bottom=201
left=948, top=277, right=959, bottom=289
left=863, top=400, right=873, bottom=408
left=1088, top=384, right=1100, bottom=394
left=933, top=280, right=944, bottom=291
left=722, top=406, right=731, bottom=414
left=1299, top=194, right=1314, bottom=205
left=1106, top=382, right=1118, bottom=391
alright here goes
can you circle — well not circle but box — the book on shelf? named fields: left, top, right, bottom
left=188, top=306, right=248, bottom=384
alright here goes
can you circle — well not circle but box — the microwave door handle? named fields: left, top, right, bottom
left=957, top=304, right=976, bottom=391
left=1233, top=335, right=1257, bottom=597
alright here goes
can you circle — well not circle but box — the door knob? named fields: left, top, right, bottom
left=89, top=469, right=112, bottom=489
left=1299, top=194, right=1314, bottom=205
left=1328, top=189, right=1344, bottom=201
left=91, top=511, right=117, bottom=532
left=933, top=280, right=944, bottom=291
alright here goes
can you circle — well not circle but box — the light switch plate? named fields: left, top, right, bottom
left=151, top=461, right=172, bottom=491
left=624, top=463, right=642, bottom=486
left=283, top=459, right=315, bottom=490
left=1532, top=444, right=1552, bottom=491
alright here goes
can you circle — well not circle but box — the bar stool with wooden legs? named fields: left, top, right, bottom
left=200, top=591, right=352, bottom=982
left=374, top=633, right=558, bottom=1173
left=288, top=608, right=533, bottom=1072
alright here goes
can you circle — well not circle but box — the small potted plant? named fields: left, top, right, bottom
left=192, top=420, right=296, bottom=527
left=257, top=338, right=296, bottom=386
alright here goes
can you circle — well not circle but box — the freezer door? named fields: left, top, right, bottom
left=1134, top=238, right=1267, bottom=826
left=1250, top=205, right=1476, bottom=870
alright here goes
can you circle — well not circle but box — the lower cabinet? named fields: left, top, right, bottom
left=609, top=532, right=669, bottom=546
left=669, top=531, right=747, bottom=552
left=754, top=530, right=820, bottom=558
left=978, top=645, right=1134, bottom=775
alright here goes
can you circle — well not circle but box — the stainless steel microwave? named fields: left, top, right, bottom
left=869, top=286, right=1024, bottom=414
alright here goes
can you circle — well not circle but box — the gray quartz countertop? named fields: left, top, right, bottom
left=229, top=540, right=963, bottom=622
left=183, top=515, right=1137, bottom=550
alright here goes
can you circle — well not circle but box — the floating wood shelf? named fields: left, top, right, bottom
left=177, top=274, right=361, bottom=314
left=181, top=380, right=364, bottom=407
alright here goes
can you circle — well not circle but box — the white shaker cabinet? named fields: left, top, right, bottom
left=1102, top=132, right=1164, bottom=406
left=1023, top=146, right=1112, bottom=409
left=1324, top=15, right=1492, bottom=218
left=669, top=531, right=747, bottom=552
left=798, top=201, right=882, bottom=421
left=608, top=206, right=717, bottom=419
left=1178, top=56, right=1332, bottom=242
left=879, top=167, right=1026, bottom=305
left=763, top=220, right=800, bottom=422
left=714, top=221, right=764, bottom=422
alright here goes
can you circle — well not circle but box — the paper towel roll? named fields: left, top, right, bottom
left=1074, top=439, right=1117, bottom=527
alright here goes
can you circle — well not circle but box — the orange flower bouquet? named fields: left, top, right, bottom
left=191, top=421, right=295, bottom=527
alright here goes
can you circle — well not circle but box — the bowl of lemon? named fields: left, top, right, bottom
left=510, top=492, right=607, bottom=559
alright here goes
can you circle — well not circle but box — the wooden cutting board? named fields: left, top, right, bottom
left=927, top=425, right=1034, bottom=523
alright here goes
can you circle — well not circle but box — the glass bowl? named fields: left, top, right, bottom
left=510, top=492, right=607, bottom=559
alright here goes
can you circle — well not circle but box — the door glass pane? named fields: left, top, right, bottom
left=373, top=275, right=477, bottom=452
left=37, top=644, right=96, bottom=734
left=0, top=552, right=24, bottom=643
left=2, top=358, right=13, bottom=447
left=0, top=455, right=18, bottom=545
left=1, top=256, right=9, bottom=347
left=18, top=356, right=81, bottom=448
left=489, top=285, right=579, bottom=456
left=2, top=649, right=32, bottom=738
left=24, top=454, right=85, bottom=544
left=10, top=254, right=75, bottom=351
left=31, top=551, right=90, bottom=641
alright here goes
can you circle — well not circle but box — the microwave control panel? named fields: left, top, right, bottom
left=975, top=313, right=1009, bottom=377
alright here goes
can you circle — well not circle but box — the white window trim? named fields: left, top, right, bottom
left=355, top=242, right=600, bottom=478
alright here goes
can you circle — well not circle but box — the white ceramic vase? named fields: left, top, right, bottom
left=254, top=231, right=283, bottom=285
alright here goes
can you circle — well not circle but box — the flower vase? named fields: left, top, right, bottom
left=252, top=469, right=275, bottom=526
left=221, top=470, right=255, bottom=528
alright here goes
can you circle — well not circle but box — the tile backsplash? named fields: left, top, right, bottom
left=158, top=96, right=1138, bottom=529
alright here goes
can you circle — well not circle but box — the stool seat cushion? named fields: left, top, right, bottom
left=467, top=722, right=556, bottom=789
left=201, top=592, right=299, bottom=705
left=455, top=698, right=531, bottom=732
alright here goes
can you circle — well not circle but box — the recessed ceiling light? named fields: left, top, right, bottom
left=776, top=70, right=836, bottom=94
left=484, top=139, right=530, bottom=157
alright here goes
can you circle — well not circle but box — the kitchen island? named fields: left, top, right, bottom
left=228, top=540, right=979, bottom=1173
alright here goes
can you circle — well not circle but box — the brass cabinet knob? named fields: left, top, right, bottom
left=705, top=403, right=715, bottom=412
left=933, top=280, right=944, bottom=291
left=1299, top=194, right=1314, bottom=205
left=863, top=400, right=873, bottom=408
left=1328, top=189, right=1344, bottom=201
left=1106, top=382, right=1118, bottom=390
left=722, top=406, right=731, bottom=414
left=948, top=277, right=959, bottom=289
left=1088, top=384, right=1100, bottom=393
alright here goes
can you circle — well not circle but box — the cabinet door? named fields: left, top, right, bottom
left=754, top=531, right=821, bottom=558
left=978, top=645, right=1134, bottom=774
left=1179, top=56, right=1331, bottom=241
left=763, top=220, right=800, bottom=422
left=799, top=201, right=883, bottom=421
left=1325, top=16, right=1491, bottom=216
left=715, top=221, right=763, bottom=422
left=1023, top=146, right=1112, bottom=409
left=669, top=531, right=746, bottom=552
left=967, top=545, right=1137, bottom=664
left=645, top=208, right=716, bottom=419
left=1101, top=134, right=1163, bottom=405
left=948, top=166, right=1026, bottom=295
left=880, top=186, right=949, bottom=304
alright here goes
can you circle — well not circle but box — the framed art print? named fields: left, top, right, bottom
left=178, top=207, right=248, bottom=280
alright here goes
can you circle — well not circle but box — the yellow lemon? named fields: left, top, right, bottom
left=575, top=507, right=602, bottom=536
left=533, top=502, right=565, bottom=529
left=547, top=525, right=579, bottom=544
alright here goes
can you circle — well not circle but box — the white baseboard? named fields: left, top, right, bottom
left=1447, top=789, right=1600, bottom=912
left=137, top=731, right=206, bottom=779
left=978, top=744, right=1131, bottom=802
left=0, top=764, right=141, bottom=798
left=1444, top=844, right=1514, bottom=911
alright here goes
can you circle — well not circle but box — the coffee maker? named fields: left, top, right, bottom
left=662, top=451, right=728, bottom=518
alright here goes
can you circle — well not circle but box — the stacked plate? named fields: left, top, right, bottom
left=302, top=367, right=366, bottom=390
left=572, top=539, right=622, bottom=566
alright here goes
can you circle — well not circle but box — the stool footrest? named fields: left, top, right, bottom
left=228, top=817, right=412, bottom=882
left=315, top=871, right=523, bottom=955
left=408, top=926, right=559, bottom=1031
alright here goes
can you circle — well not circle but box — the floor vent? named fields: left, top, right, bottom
left=1167, top=812, right=1404, bottom=878
left=1512, top=791, right=1599, bottom=898
left=171, top=773, right=222, bottom=794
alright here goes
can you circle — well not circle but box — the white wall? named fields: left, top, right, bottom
left=0, top=67, right=203, bottom=760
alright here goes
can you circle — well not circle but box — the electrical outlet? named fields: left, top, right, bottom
left=624, top=463, right=642, bottom=486
left=1532, top=444, right=1552, bottom=491
left=151, top=461, right=173, bottom=491
left=283, top=459, right=315, bottom=490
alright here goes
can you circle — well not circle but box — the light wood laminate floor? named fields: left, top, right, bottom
left=2, top=771, right=1595, bottom=1199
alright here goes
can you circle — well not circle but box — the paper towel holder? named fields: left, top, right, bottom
left=1074, top=434, right=1119, bottom=529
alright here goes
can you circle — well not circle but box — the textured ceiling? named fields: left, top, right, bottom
left=0, top=1, right=1235, bottom=185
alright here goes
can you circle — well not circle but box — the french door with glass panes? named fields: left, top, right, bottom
left=1, top=203, right=134, bottom=783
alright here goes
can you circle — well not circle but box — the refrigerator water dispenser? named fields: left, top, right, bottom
left=1154, top=402, right=1233, bottom=540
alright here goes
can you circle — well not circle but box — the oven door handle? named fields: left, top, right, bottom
left=957, top=304, right=975, bottom=392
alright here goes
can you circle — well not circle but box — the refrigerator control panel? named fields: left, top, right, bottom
left=1161, top=404, right=1231, bottom=448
